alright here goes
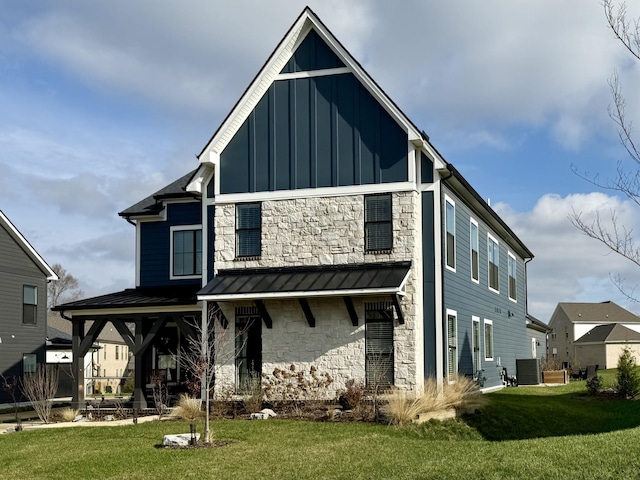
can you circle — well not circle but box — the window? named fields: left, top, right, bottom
left=470, top=219, right=479, bottom=282
left=484, top=319, right=494, bottom=360
left=445, top=196, right=456, bottom=270
left=23, top=285, right=37, bottom=324
left=508, top=252, right=517, bottom=301
left=472, top=316, right=481, bottom=371
left=236, top=203, right=261, bottom=258
left=365, top=194, right=392, bottom=252
left=488, top=234, right=499, bottom=292
left=171, top=226, right=202, bottom=277
left=115, top=346, right=119, bottom=360
left=365, top=302, right=394, bottom=388
left=235, top=309, right=262, bottom=392
left=447, top=310, right=457, bottom=380
left=104, top=345, right=107, bottom=360
left=22, top=354, right=36, bottom=374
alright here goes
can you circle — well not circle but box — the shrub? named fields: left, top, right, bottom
left=21, top=364, right=59, bottom=424
left=338, top=379, right=366, bottom=410
left=242, top=375, right=264, bottom=413
left=121, top=374, right=134, bottom=394
left=385, top=376, right=488, bottom=426
left=262, top=364, right=333, bottom=416
left=615, top=346, right=640, bottom=399
left=58, top=407, right=80, bottom=422
left=586, top=375, right=603, bottom=396
left=171, top=395, right=203, bottom=421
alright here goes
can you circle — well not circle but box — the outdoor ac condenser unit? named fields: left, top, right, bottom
left=516, top=358, right=541, bottom=385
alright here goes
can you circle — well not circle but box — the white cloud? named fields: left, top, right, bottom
left=495, top=192, right=640, bottom=322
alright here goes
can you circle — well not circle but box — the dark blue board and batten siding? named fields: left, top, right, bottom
left=220, top=29, right=408, bottom=195
left=139, top=202, right=202, bottom=287
left=441, top=186, right=528, bottom=389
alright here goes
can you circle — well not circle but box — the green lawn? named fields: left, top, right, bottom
left=2, top=376, right=640, bottom=480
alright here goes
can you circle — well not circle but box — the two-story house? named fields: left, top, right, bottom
left=54, top=7, right=534, bottom=408
left=0, top=210, right=58, bottom=405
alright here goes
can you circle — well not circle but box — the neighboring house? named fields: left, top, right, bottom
left=547, top=301, right=640, bottom=369
left=526, top=314, right=550, bottom=361
left=0, top=210, right=58, bottom=405
left=54, top=8, right=535, bottom=408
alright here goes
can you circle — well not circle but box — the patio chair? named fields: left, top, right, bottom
left=585, top=364, right=599, bottom=379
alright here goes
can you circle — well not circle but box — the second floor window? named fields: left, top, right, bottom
left=488, top=234, right=499, bottom=292
left=445, top=197, right=455, bottom=270
left=236, top=203, right=261, bottom=258
left=365, top=194, right=392, bottom=252
left=508, top=252, right=517, bottom=302
left=23, top=285, right=37, bottom=324
left=470, top=219, right=479, bottom=282
left=172, top=227, right=202, bottom=277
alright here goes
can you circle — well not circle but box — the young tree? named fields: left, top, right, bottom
left=0, top=374, right=22, bottom=425
left=615, top=346, right=640, bottom=398
left=571, top=1, right=640, bottom=299
left=177, top=304, right=247, bottom=444
left=47, top=263, right=84, bottom=311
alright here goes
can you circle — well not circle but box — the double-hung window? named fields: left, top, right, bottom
left=484, top=319, right=494, bottom=361
left=365, top=194, right=392, bottom=252
left=23, top=285, right=37, bottom=324
left=508, top=252, right=517, bottom=302
left=447, top=310, right=458, bottom=381
left=365, top=302, right=394, bottom=388
left=445, top=196, right=456, bottom=270
left=171, top=226, right=202, bottom=278
left=488, top=234, right=499, bottom=293
left=236, top=203, right=261, bottom=258
left=470, top=218, right=479, bottom=283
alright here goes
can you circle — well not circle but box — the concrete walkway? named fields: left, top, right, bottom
left=0, top=411, right=160, bottom=434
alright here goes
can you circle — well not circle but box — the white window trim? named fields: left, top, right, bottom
left=508, top=251, right=517, bottom=303
left=484, top=319, right=494, bottom=361
left=446, top=309, right=458, bottom=382
left=444, top=195, right=456, bottom=273
left=487, top=233, right=500, bottom=294
left=169, top=224, right=203, bottom=280
left=470, top=218, right=479, bottom=284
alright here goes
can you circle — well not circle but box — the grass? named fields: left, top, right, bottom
left=2, top=374, right=640, bottom=479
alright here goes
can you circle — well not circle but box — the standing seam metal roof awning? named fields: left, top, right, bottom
left=197, top=261, right=412, bottom=301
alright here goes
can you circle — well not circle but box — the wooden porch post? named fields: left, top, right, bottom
left=71, top=319, right=85, bottom=409
left=132, top=317, right=147, bottom=410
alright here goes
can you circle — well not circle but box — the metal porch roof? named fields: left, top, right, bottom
left=197, top=261, right=412, bottom=301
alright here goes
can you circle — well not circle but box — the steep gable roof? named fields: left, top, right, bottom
left=575, top=323, right=640, bottom=343
left=197, top=7, right=440, bottom=167
left=557, top=301, right=640, bottom=324
left=0, top=210, right=58, bottom=280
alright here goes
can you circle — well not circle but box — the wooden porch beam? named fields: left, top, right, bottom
left=254, top=300, right=272, bottom=329
left=343, top=296, right=358, bottom=326
left=298, top=298, right=315, bottom=328
left=78, top=318, right=107, bottom=355
left=110, top=319, right=135, bottom=351
left=392, top=295, right=405, bottom=325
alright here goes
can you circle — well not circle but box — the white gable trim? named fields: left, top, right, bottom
left=0, top=210, right=58, bottom=281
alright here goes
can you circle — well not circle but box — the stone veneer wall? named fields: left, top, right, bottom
left=213, top=191, right=424, bottom=397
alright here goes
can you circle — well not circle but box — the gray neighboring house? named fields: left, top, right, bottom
left=0, top=210, right=58, bottom=404
left=573, top=323, right=640, bottom=369
left=526, top=314, right=550, bottom=361
left=547, top=301, right=640, bottom=369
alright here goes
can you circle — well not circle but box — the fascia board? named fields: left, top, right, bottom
left=0, top=210, right=58, bottom=281
left=198, top=286, right=405, bottom=302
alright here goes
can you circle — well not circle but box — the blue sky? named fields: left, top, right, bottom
left=1, top=0, right=640, bottom=322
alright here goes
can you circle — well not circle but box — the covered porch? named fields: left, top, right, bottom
left=52, top=286, right=203, bottom=409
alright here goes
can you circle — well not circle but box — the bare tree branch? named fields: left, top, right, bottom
left=604, top=0, right=640, bottom=62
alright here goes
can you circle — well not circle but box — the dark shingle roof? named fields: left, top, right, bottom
left=557, top=301, right=640, bottom=323
left=118, top=169, right=198, bottom=218
left=52, top=285, right=200, bottom=311
left=47, top=325, right=72, bottom=344
left=575, top=323, right=640, bottom=344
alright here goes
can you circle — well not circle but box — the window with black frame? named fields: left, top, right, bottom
left=365, top=194, right=392, bottom=252
left=236, top=203, right=261, bottom=258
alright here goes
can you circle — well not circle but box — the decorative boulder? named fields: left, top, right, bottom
left=72, top=415, right=86, bottom=423
left=260, top=408, right=277, bottom=418
left=250, top=412, right=268, bottom=420
left=103, top=415, right=114, bottom=422
left=162, top=433, right=200, bottom=447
